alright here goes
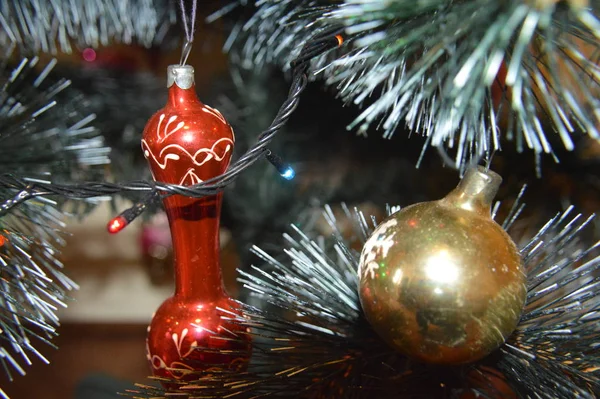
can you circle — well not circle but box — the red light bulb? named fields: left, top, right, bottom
left=107, top=216, right=127, bottom=234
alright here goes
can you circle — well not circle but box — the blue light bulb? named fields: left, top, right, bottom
left=265, top=150, right=295, bottom=181
left=281, top=167, right=295, bottom=180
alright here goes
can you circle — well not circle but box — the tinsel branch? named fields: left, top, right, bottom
left=0, top=55, right=108, bottom=386
left=224, top=0, right=600, bottom=169
left=0, top=55, right=110, bottom=180
left=128, top=196, right=599, bottom=398
left=0, top=198, right=76, bottom=384
left=40, top=65, right=166, bottom=209
left=0, top=0, right=177, bottom=54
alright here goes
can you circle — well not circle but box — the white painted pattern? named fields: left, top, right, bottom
left=156, top=114, right=165, bottom=138
left=141, top=137, right=233, bottom=185
left=144, top=110, right=234, bottom=185
left=173, top=328, right=198, bottom=358
left=148, top=328, right=199, bottom=379
left=202, top=105, right=227, bottom=125
left=359, top=218, right=398, bottom=281
left=180, top=168, right=203, bottom=185
left=363, top=261, right=380, bottom=280
left=156, top=113, right=185, bottom=142
left=156, top=108, right=234, bottom=143
left=202, top=106, right=236, bottom=143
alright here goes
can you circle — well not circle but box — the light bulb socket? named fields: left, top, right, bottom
left=107, top=191, right=158, bottom=234
left=266, top=150, right=295, bottom=180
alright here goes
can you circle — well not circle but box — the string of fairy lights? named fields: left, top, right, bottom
left=1, top=24, right=345, bottom=234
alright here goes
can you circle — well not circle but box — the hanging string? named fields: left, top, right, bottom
left=178, top=0, right=197, bottom=66
left=485, top=150, right=496, bottom=172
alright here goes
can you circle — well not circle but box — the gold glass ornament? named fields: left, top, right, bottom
left=358, top=167, right=526, bottom=365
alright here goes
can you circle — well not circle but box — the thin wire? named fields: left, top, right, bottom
left=485, top=149, right=496, bottom=172
left=0, top=27, right=344, bottom=216
left=179, top=0, right=198, bottom=66
left=180, top=40, right=193, bottom=66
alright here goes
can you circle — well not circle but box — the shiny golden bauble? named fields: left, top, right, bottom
left=358, top=167, right=527, bottom=365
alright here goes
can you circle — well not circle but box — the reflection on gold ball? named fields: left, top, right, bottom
left=358, top=167, right=527, bottom=365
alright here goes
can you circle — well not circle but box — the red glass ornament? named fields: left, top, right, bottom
left=142, top=65, right=250, bottom=382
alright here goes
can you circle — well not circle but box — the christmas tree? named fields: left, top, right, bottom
left=0, top=0, right=598, bottom=398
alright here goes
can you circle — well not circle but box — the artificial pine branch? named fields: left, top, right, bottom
left=224, top=0, right=600, bottom=169
left=0, top=54, right=109, bottom=387
left=0, top=0, right=177, bottom=54
left=128, top=195, right=600, bottom=398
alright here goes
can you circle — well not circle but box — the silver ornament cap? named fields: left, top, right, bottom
left=167, top=65, right=194, bottom=89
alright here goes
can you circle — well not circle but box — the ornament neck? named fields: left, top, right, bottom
left=166, top=64, right=202, bottom=109
left=167, top=84, right=202, bottom=110
left=442, top=166, right=502, bottom=216
left=164, top=193, right=225, bottom=300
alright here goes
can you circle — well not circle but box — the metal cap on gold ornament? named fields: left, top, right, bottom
left=358, top=166, right=526, bottom=365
